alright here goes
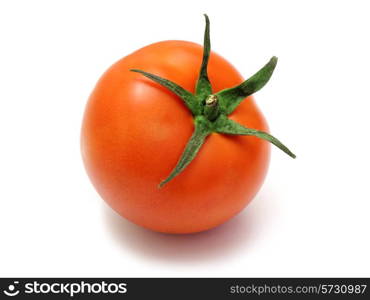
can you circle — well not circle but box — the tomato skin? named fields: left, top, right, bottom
left=81, top=40, right=270, bottom=234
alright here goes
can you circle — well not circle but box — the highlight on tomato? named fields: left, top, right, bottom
left=81, top=15, right=295, bottom=234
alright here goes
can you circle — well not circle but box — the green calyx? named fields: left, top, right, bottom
left=131, top=14, right=296, bottom=188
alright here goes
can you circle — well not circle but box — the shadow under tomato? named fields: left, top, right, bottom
left=102, top=192, right=272, bottom=263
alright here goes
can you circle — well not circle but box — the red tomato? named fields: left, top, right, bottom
left=81, top=40, right=270, bottom=233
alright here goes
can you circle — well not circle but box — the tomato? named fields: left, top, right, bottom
left=81, top=16, right=294, bottom=234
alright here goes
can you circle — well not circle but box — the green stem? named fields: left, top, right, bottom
left=203, top=94, right=220, bottom=121
left=130, top=15, right=295, bottom=187
left=159, top=116, right=211, bottom=187
left=195, top=14, right=212, bottom=101
left=216, top=56, right=278, bottom=114
left=214, top=115, right=296, bottom=158
left=130, top=69, right=200, bottom=115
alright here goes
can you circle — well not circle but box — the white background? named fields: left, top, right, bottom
left=1, top=0, right=369, bottom=277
